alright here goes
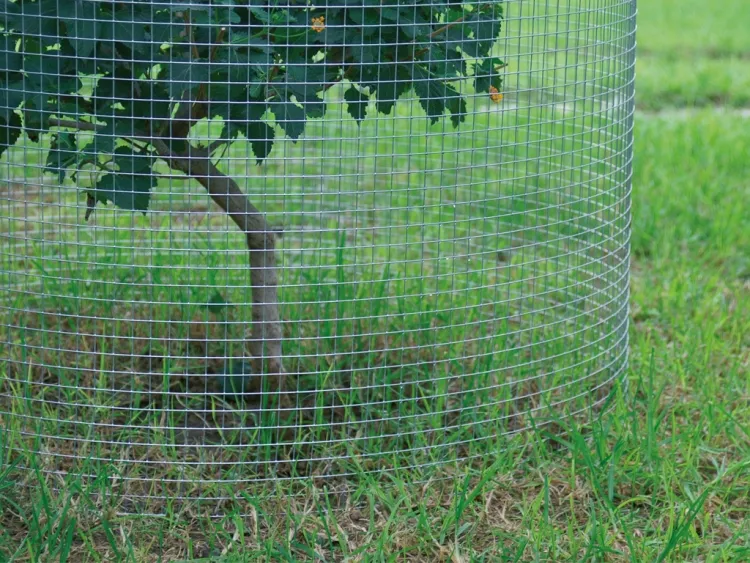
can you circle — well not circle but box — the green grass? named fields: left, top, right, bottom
left=637, top=0, right=750, bottom=56
left=636, top=57, right=750, bottom=111
left=1, top=1, right=750, bottom=560
left=636, top=0, right=750, bottom=110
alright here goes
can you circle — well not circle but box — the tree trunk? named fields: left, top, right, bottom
left=47, top=119, right=287, bottom=394
left=159, top=145, right=287, bottom=395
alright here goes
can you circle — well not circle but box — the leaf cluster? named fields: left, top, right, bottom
left=1, top=0, right=504, bottom=212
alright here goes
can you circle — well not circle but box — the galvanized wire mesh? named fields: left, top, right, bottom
left=1, top=0, right=634, bottom=512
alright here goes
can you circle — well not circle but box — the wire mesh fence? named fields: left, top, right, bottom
left=1, top=0, right=634, bottom=513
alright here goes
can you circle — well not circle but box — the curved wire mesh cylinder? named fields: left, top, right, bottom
left=1, top=0, right=634, bottom=511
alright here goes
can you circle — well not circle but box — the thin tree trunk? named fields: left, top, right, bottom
left=165, top=147, right=286, bottom=392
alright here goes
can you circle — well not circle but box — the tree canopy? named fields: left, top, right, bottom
left=1, top=0, right=504, bottom=214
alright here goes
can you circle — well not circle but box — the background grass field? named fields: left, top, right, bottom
left=1, top=0, right=749, bottom=560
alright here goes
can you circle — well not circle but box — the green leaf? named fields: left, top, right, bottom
left=348, top=43, right=376, bottom=65
left=444, top=87, right=467, bottom=128
left=284, top=59, right=337, bottom=115
left=0, top=0, right=500, bottom=167
left=0, top=0, right=20, bottom=17
left=248, top=81, right=264, bottom=99
left=301, top=97, right=327, bottom=119
left=129, top=82, right=173, bottom=123
left=474, top=57, right=504, bottom=95
left=347, top=6, right=383, bottom=32
left=0, top=80, right=24, bottom=122
left=412, top=67, right=445, bottom=125
left=270, top=9, right=296, bottom=26
left=246, top=121, right=275, bottom=164
left=23, top=51, right=70, bottom=94
left=100, top=15, right=149, bottom=48
left=22, top=92, right=51, bottom=140
left=0, top=112, right=21, bottom=160
left=168, top=0, right=211, bottom=11
left=164, top=57, right=211, bottom=97
left=397, top=11, right=431, bottom=40
left=93, top=149, right=155, bottom=212
left=0, top=35, right=21, bottom=74
left=194, top=4, right=240, bottom=26
left=285, top=63, right=324, bottom=101
left=92, top=70, right=139, bottom=113
left=269, top=100, right=305, bottom=141
left=344, top=87, right=368, bottom=124
left=425, top=44, right=466, bottom=78
left=148, top=12, right=182, bottom=44
left=347, top=8, right=366, bottom=25
left=410, top=65, right=465, bottom=128
left=113, top=147, right=153, bottom=174
left=92, top=174, right=152, bottom=212
left=200, top=290, right=233, bottom=314
left=471, top=16, right=501, bottom=43
left=461, top=11, right=501, bottom=58
left=373, top=65, right=410, bottom=116
left=18, top=0, right=59, bottom=36
left=248, top=6, right=272, bottom=24
left=96, top=112, right=150, bottom=144
left=215, top=98, right=267, bottom=141
left=82, top=129, right=117, bottom=157
left=59, top=0, right=101, bottom=58
left=46, top=132, right=78, bottom=183
left=211, top=50, right=270, bottom=89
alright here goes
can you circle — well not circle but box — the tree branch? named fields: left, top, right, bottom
left=155, top=144, right=286, bottom=388
left=206, top=137, right=228, bottom=156
left=183, top=10, right=200, bottom=59
left=430, top=15, right=466, bottom=39
left=168, top=87, right=208, bottom=141
left=49, top=117, right=154, bottom=148
left=411, top=15, right=469, bottom=60
left=49, top=117, right=99, bottom=132
left=210, top=27, right=227, bottom=62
